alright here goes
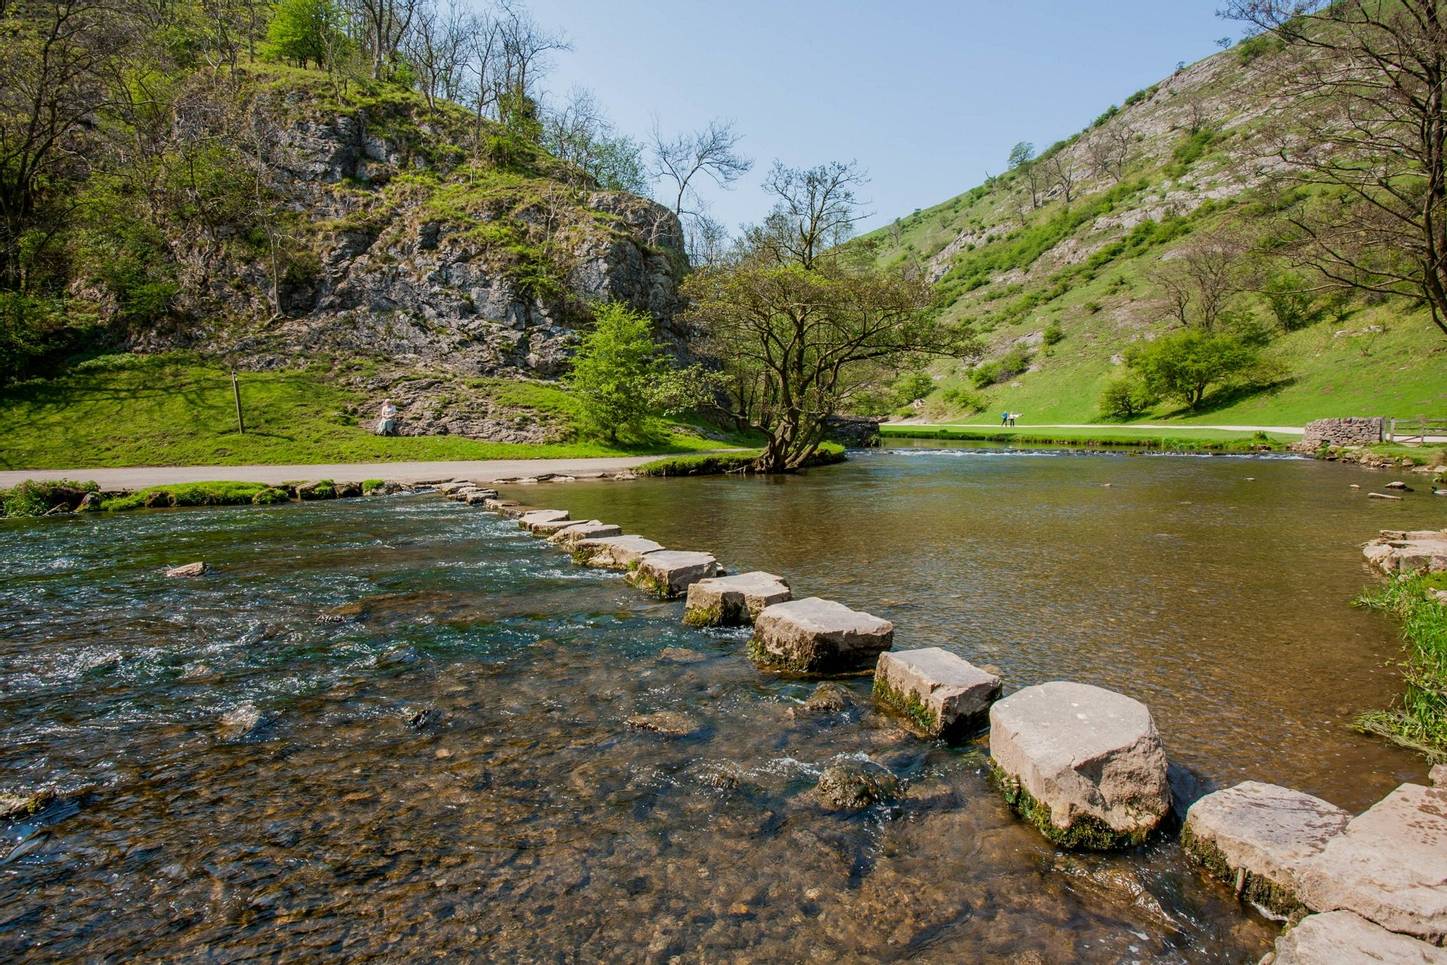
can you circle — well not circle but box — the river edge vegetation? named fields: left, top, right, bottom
left=879, top=424, right=1294, bottom=453
left=1355, top=573, right=1447, bottom=763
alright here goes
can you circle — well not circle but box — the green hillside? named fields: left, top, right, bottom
left=863, top=42, right=1446, bottom=426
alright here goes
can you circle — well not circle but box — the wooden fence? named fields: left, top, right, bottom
left=1386, top=417, right=1447, bottom=445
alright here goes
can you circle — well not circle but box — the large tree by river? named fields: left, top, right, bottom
left=682, top=161, right=973, bottom=473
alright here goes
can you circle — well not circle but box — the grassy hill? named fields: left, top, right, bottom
left=862, top=40, right=1446, bottom=426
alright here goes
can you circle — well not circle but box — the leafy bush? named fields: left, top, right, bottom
left=568, top=302, right=704, bottom=443
left=1236, top=32, right=1284, bottom=64
left=971, top=346, right=1032, bottom=388
left=0, top=479, right=98, bottom=517
left=1098, top=375, right=1158, bottom=420
left=1125, top=329, right=1278, bottom=409
left=940, top=386, right=987, bottom=413
left=1165, top=127, right=1222, bottom=177
left=1263, top=272, right=1326, bottom=331
left=1042, top=321, right=1065, bottom=346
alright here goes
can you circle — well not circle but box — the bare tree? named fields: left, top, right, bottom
left=405, top=0, right=475, bottom=112
left=1043, top=151, right=1077, bottom=204
left=1150, top=230, right=1253, bottom=330
left=494, top=0, right=566, bottom=109
left=650, top=119, right=752, bottom=223
left=1007, top=141, right=1042, bottom=209
left=685, top=211, right=730, bottom=268
left=1224, top=0, right=1447, bottom=336
left=747, top=160, right=869, bottom=270
left=1086, top=123, right=1134, bottom=184
left=350, top=0, right=419, bottom=80
left=542, top=88, right=646, bottom=191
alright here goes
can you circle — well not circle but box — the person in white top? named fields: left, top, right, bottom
left=377, top=399, right=399, bottom=436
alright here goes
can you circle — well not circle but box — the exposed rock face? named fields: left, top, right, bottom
left=989, top=681, right=1171, bottom=849
left=1296, top=782, right=1447, bottom=945
left=683, top=571, right=792, bottom=627
left=572, top=535, right=664, bottom=569
left=816, top=758, right=900, bottom=810
left=165, top=562, right=208, bottom=578
left=749, top=598, right=894, bottom=674
left=1182, top=781, right=1350, bottom=918
left=1363, top=530, right=1447, bottom=576
left=548, top=521, right=622, bottom=545
left=873, top=647, right=1002, bottom=741
left=1264, top=911, right=1447, bottom=965
left=627, top=550, right=721, bottom=599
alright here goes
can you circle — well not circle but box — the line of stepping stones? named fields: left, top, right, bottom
left=441, top=481, right=1447, bottom=962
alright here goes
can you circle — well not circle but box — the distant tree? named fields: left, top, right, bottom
left=685, top=211, right=730, bottom=268
left=1085, top=124, right=1134, bottom=184
left=1125, top=328, right=1272, bottom=409
left=1150, top=231, right=1254, bottom=330
left=265, top=0, right=341, bottom=68
left=1223, top=0, right=1447, bottom=337
left=1008, top=141, right=1042, bottom=208
left=1043, top=152, right=1077, bottom=203
left=1098, top=374, right=1158, bottom=419
left=567, top=302, right=688, bottom=443
left=650, top=118, right=752, bottom=224
left=542, top=88, right=646, bottom=192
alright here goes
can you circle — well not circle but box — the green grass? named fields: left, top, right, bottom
left=880, top=424, right=1292, bottom=452
left=99, top=481, right=290, bottom=511
left=1354, top=574, right=1447, bottom=762
left=0, top=478, right=98, bottom=517
left=635, top=442, right=846, bottom=476
left=0, top=354, right=737, bottom=469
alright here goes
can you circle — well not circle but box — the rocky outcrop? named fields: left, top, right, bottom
left=989, top=681, right=1171, bottom=849
left=627, top=550, right=721, bottom=599
left=749, top=597, right=894, bottom=674
left=1363, top=530, right=1447, bottom=576
left=873, top=647, right=1001, bottom=741
left=1182, top=781, right=1350, bottom=918
left=1263, top=911, right=1447, bottom=965
left=1296, top=782, right=1447, bottom=945
left=682, top=571, right=792, bottom=627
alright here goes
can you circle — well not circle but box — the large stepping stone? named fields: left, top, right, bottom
left=628, top=550, right=721, bottom=598
left=548, top=521, right=622, bottom=545
left=683, top=571, right=791, bottom=626
left=1183, top=781, right=1350, bottom=918
left=572, top=535, right=664, bottom=569
left=1263, top=911, right=1447, bottom=965
left=1363, top=529, right=1447, bottom=576
left=749, top=597, right=893, bottom=674
left=989, top=681, right=1171, bottom=849
left=873, top=647, right=1001, bottom=741
left=526, top=517, right=583, bottom=536
left=518, top=509, right=570, bottom=532
left=482, top=497, right=519, bottom=513
left=1296, top=782, right=1447, bottom=944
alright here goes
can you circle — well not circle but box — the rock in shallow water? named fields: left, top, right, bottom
left=797, top=682, right=853, bottom=715
left=816, top=758, right=900, bottom=810
left=749, top=597, right=893, bottom=674
left=683, top=571, right=791, bottom=627
left=1182, top=781, right=1350, bottom=918
left=165, top=562, right=208, bottom=578
left=625, top=710, right=701, bottom=738
left=988, top=681, right=1171, bottom=849
left=572, top=535, right=664, bottom=569
left=873, top=647, right=1001, bottom=741
left=627, top=550, right=721, bottom=598
left=1263, top=911, right=1447, bottom=965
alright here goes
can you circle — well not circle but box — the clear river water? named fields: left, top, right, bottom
left=1, top=442, right=1443, bottom=961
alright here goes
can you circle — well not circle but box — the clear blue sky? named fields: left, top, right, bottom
left=526, top=0, right=1234, bottom=234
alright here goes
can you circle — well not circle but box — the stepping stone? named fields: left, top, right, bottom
left=497, top=504, right=534, bottom=519
left=526, top=517, right=583, bottom=536
left=989, top=681, right=1171, bottom=849
left=518, top=509, right=569, bottom=532
left=749, top=597, right=893, bottom=674
left=1182, top=781, right=1350, bottom=918
left=547, top=521, right=622, bottom=545
left=873, top=647, right=1002, bottom=741
left=683, top=571, right=792, bottom=626
left=463, top=491, right=494, bottom=505
left=1296, top=782, right=1447, bottom=944
left=482, top=497, right=518, bottom=512
left=628, top=550, right=721, bottom=598
left=572, top=535, right=664, bottom=569
left=1264, top=911, right=1447, bottom=965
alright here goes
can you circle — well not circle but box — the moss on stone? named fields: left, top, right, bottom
left=627, top=567, right=671, bottom=599
left=682, top=601, right=723, bottom=627
left=990, top=762, right=1153, bottom=850
left=873, top=676, right=940, bottom=737
left=1180, top=822, right=1303, bottom=918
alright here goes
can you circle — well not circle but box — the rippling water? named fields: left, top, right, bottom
left=1, top=444, right=1441, bottom=961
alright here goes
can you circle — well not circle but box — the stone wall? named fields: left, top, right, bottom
left=1298, top=418, right=1384, bottom=450
left=824, top=416, right=885, bottom=448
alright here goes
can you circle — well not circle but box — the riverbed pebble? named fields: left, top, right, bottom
left=750, top=597, right=894, bottom=674
left=873, top=648, right=1001, bottom=741
left=628, top=551, right=721, bottom=598
left=683, top=571, right=792, bottom=626
left=1262, top=911, right=1447, bottom=965
left=1182, top=781, right=1350, bottom=918
left=1296, top=782, right=1447, bottom=944
left=572, top=535, right=664, bottom=569
left=989, top=681, right=1171, bottom=849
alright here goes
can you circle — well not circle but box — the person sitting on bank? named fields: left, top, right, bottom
left=377, top=399, right=399, bottom=436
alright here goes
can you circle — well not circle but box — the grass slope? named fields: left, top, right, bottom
left=0, top=355, right=733, bottom=469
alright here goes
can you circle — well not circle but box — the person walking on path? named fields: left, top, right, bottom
left=377, top=399, right=399, bottom=436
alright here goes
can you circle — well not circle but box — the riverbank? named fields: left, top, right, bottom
left=880, top=423, right=1295, bottom=452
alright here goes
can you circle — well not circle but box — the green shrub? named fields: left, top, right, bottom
left=1125, top=328, right=1277, bottom=409
left=940, top=386, right=987, bottom=413
left=971, top=345, right=1032, bottom=388
left=1263, top=272, right=1326, bottom=331
left=360, top=479, right=385, bottom=494
left=1042, top=321, right=1065, bottom=346
left=252, top=487, right=291, bottom=505
left=1098, top=375, right=1158, bottom=420
left=0, top=479, right=98, bottom=517
left=568, top=302, right=701, bottom=444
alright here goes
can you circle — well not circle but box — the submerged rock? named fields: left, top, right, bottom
left=165, top=562, right=208, bottom=578
left=1263, top=911, right=1447, bottom=965
left=627, top=550, right=721, bottom=598
left=683, top=571, right=791, bottom=627
left=1182, top=781, right=1350, bottom=918
left=989, top=681, right=1171, bottom=849
left=816, top=758, right=900, bottom=810
left=873, top=647, right=1001, bottom=741
left=1296, top=782, right=1447, bottom=944
left=797, top=682, right=853, bottom=715
left=749, top=597, right=894, bottom=674
left=218, top=703, right=271, bottom=741
left=625, top=710, right=701, bottom=738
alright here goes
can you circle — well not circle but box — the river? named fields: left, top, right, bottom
left=1, top=443, right=1441, bottom=960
